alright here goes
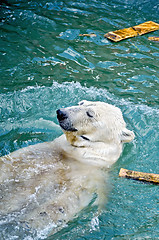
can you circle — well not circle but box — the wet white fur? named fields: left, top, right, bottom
left=0, top=100, right=134, bottom=235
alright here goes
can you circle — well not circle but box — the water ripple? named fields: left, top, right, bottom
left=58, top=47, right=95, bottom=69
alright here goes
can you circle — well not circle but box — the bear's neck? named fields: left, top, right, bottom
left=57, top=134, right=122, bottom=168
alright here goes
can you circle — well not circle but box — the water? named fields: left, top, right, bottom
left=0, top=0, right=159, bottom=239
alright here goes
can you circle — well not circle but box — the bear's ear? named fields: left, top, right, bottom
left=121, top=128, right=135, bottom=143
left=78, top=100, right=89, bottom=106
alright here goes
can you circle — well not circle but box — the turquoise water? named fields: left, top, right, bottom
left=0, top=0, right=159, bottom=239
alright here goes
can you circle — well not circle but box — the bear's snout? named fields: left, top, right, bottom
left=57, top=109, right=77, bottom=132
left=57, top=109, right=68, bottom=121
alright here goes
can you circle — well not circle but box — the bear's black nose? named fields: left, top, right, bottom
left=56, top=109, right=68, bottom=121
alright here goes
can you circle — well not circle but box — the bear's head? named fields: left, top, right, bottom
left=56, top=100, right=134, bottom=148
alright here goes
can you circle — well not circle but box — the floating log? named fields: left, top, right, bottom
left=79, top=33, right=96, bottom=37
left=104, top=21, right=159, bottom=42
left=133, top=21, right=159, bottom=35
left=148, top=36, right=159, bottom=42
left=104, top=27, right=138, bottom=42
left=119, top=168, right=159, bottom=184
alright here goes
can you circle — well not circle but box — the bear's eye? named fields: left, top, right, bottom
left=78, top=101, right=84, bottom=105
left=86, top=110, right=94, bottom=118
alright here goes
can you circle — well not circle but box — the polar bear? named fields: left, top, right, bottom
left=0, top=100, right=134, bottom=235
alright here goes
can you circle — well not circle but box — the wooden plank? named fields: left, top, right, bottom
left=79, top=33, right=96, bottom=37
left=104, top=27, right=137, bottom=42
left=104, top=21, right=159, bottom=42
left=133, top=21, right=159, bottom=35
left=148, top=36, right=159, bottom=42
left=119, top=168, right=159, bottom=184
